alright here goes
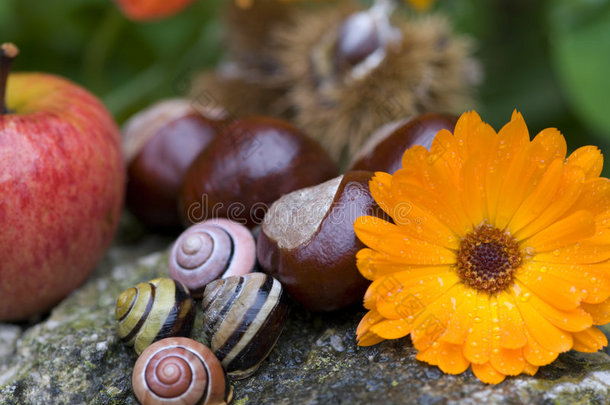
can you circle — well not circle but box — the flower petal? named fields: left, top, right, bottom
left=463, top=293, right=491, bottom=364
left=370, top=318, right=412, bottom=340
left=357, top=309, right=385, bottom=346
left=513, top=164, right=585, bottom=241
left=523, top=284, right=592, bottom=332
left=511, top=282, right=573, bottom=353
left=354, top=216, right=456, bottom=264
left=515, top=262, right=584, bottom=310
left=496, top=291, right=527, bottom=349
left=571, top=327, right=608, bottom=353
left=581, top=298, right=610, bottom=325
left=356, top=248, right=451, bottom=281
left=522, top=328, right=559, bottom=366
left=368, top=172, right=394, bottom=218
left=567, top=146, right=603, bottom=179
left=486, top=111, right=530, bottom=225
left=522, top=362, right=539, bottom=376
left=437, top=341, right=470, bottom=374
left=471, top=362, right=506, bottom=384
left=439, top=284, right=475, bottom=345
left=524, top=210, right=595, bottom=252
left=490, top=347, right=526, bottom=376
left=415, top=341, right=440, bottom=366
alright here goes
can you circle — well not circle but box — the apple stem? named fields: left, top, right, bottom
left=0, top=43, right=19, bottom=115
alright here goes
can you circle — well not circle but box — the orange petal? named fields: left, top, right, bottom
left=354, top=216, right=456, bottom=265
left=440, top=285, right=476, bottom=345
left=430, top=129, right=463, bottom=180
left=459, top=153, right=489, bottom=228
left=463, top=293, right=491, bottom=364
left=514, top=165, right=585, bottom=241
left=567, top=145, right=604, bottom=179
left=356, top=248, right=451, bottom=281
left=415, top=341, right=440, bottom=366
left=572, top=327, right=608, bottom=353
left=523, top=210, right=595, bottom=252
left=523, top=285, right=592, bottom=332
left=370, top=318, right=412, bottom=340
left=490, top=347, right=526, bottom=376
left=522, top=362, right=539, bottom=376
left=486, top=111, right=530, bottom=225
left=409, top=285, right=460, bottom=351
left=511, top=282, right=573, bottom=353
left=533, top=241, right=610, bottom=264
left=496, top=291, right=527, bottom=349
left=471, top=362, right=506, bottom=384
left=565, top=178, right=610, bottom=218
left=368, top=172, right=394, bottom=218
left=528, top=261, right=610, bottom=305
left=453, top=110, right=497, bottom=159
left=581, top=298, right=610, bottom=325
left=515, top=263, right=583, bottom=310
left=437, top=341, right=470, bottom=374
left=494, top=141, right=538, bottom=230
left=529, top=128, right=567, bottom=170
left=522, top=328, right=559, bottom=366
left=356, top=309, right=385, bottom=345
left=373, top=271, right=459, bottom=319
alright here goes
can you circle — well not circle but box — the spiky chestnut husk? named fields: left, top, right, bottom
left=272, top=8, right=479, bottom=162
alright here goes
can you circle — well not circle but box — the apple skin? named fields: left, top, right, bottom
left=113, top=0, right=196, bottom=21
left=0, top=73, right=125, bottom=321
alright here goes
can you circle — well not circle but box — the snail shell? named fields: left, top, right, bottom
left=169, top=218, right=256, bottom=298
left=201, top=273, right=288, bottom=379
left=116, top=278, right=195, bottom=355
left=132, top=337, right=233, bottom=405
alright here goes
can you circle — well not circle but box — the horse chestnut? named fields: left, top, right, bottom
left=123, top=99, right=227, bottom=230
left=257, top=171, right=387, bottom=312
left=350, top=113, right=458, bottom=174
left=179, top=116, right=338, bottom=228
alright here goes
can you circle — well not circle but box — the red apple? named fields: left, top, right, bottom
left=0, top=44, right=125, bottom=321
left=113, top=0, right=197, bottom=21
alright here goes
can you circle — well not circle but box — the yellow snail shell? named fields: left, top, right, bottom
left=132, top=337, right=233, bottom=405
left=169, top=218, right=256, bottom=298
left=201, top=272, right=288, bottom=379
left=116, top=278, right=195, bottom=355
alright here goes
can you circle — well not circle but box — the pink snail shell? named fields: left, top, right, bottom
left=169, top=218, right=255, bottom=298
left=132, top=337, right=233, bottom=405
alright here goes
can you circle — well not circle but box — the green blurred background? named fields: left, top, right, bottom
left=2, top=0, right=610, bottom=167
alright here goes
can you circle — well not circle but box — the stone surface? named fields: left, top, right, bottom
left=0, top=220, right=609, bottom=404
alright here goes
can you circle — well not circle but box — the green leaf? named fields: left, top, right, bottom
left=547, top=0, right=610, bottom=139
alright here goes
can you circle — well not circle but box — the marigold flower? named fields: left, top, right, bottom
left=354, top=110, right=610, bottom=384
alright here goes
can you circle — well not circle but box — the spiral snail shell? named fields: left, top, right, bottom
left=116, top=278, right=195, bottom=355
left=169, top=218, right=256, bottom=298
left=132, top=337, right=233, bottom=405
left=201, top=273, right=288, bottom=379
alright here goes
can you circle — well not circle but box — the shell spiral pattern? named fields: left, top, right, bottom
left=132, top=337, right=233, bottom=405
left=169, top=218, right=256, bottom=298
left=201, top=273, right=288, bottom=379
left=116, top=278, right=195, bottom=355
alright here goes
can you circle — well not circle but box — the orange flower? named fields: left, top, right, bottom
left=354, top=111, right=610, bottom=384
left=113, top=0, right=196, bottom=21
left=406, top=0, right=435, bottom=11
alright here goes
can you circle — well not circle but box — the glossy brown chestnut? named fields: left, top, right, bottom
left=124, top=99, right=228, bottom=230
left=179, top=116, right=338, bottom=229
left=349, top=113, right=457, bottom=174
left=257, top=171, right=387, bottom=312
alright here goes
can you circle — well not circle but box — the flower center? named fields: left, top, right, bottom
left=456, top=224, right=521, bottom=294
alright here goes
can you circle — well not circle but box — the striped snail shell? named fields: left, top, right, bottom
left=201, top=273, right=288, bottom=380
left=132, top=337, right=233, bottom=405
left=116, top=278, right=195, bottom=355
left=169, top=218, right=256, bottom=298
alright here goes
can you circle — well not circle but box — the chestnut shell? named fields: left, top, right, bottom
left=350, top=113, right=457, bottom=174
left=257, top=171, right=387, bottom=312
left=127, top=111, right=225, bottom=230
left=179, top=116, right=338, bottom=228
